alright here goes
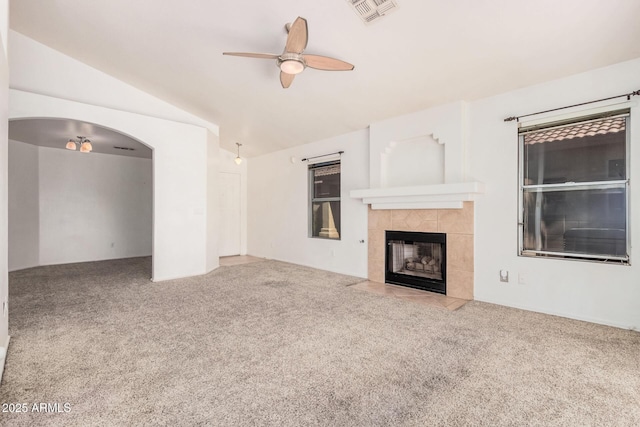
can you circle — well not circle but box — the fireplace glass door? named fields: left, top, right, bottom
left=386, top=231, right=446, bottom=294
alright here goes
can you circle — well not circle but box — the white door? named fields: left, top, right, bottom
left=218, top=172, right=241, bottom=256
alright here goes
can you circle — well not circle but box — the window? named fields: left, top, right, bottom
left=518, top=110, right=629, bottom=263
left=309, top=161, right=341, bottom=239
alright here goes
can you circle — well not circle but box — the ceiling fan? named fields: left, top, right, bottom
left=223, top=17, right=355, bottom=89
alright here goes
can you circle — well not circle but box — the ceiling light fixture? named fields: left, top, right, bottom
left=65, top=136, right=93, bottom=153
left=277, top=52, right=306, bottom=75
left=235, top=142, right=243, bottom=165
left=280, top=59, right=305, bottom=75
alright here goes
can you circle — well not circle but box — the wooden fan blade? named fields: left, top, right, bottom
left=223, top=52, right=280, bottom=59
left=303, top=54, right=355, bottom=71
left=285, top=17, right=308, bottom=54
left=280, top=72, right=295, bottom=89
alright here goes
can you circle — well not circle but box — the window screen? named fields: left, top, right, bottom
left=519, top=112, right=629, bottom=262
left=309, top=161, right=341, bottom=239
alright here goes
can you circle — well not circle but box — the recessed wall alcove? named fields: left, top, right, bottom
left=381, top=135, right=444, bottom=188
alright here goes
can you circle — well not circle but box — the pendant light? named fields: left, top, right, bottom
left=234, top=142, right=243, bottom=165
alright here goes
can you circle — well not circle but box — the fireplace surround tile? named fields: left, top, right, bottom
left=368, top=209, right=391, bottom=230
left=391, top=210, right=411, bottom=221
left=447, top=233, right=474, bottom=272
left=392, top=220, right=439, bottom=233
left=437, top=202, right=474, bottom=234
left=446, top=269, right=474, bottom=300
left=368, top=201, right=474, bottom=300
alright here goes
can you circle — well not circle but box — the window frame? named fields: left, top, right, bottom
left=308, top=160, right=341, bottom=240
left=517, top=110, right=631, bottom=264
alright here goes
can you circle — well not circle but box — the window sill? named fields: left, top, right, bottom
left=519, top=250, right=630, bottom=265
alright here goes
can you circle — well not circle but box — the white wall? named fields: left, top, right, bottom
left=248, top=130, right=369, bottom=277
left=37, top=146, right=152, bottom=266
left=206, top=130, right=220, bottom=273
left=8, top=140, right=39, bottom=270
left=0, top=0, right=9, bottom=380
left=9, top=141, right=152, bottom=269
left=382, top=136, right=444, bottom=187
left=470, top=58, right=640, bottom=330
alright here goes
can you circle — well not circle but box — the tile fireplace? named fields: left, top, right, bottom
left=368, top=202, right=474, bottom=300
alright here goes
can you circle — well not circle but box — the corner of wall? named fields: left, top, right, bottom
left=0, top=0, right=9, bottom=371
left=0, top=335, right=9, bottom=384
left=206, top=130, right=220, bottom=272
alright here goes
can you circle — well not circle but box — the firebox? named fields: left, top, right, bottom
left=385, top=230, right=447, bottom=294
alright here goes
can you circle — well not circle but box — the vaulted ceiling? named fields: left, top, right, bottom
left=10, top=0, right=640, bottom=157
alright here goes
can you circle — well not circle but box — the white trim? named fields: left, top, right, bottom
left=151, top=271, right=208, bottom=282
left=0, top=336, right=10, bottom=385
left=372, top=201, right=463, bottom=210
left=351, top=182, right=484, bottom=210
left=363, top=193, right=476, bottom=204
left=518, top=99, right=636, bottom=128
left=473, top=297, right=637, bottom=331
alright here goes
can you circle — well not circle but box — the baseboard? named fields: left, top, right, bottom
left=473, top=296, right=637, bottom=331
left=10, top=255, right=153, bottom=273
left=151, top=270, right=208, bottom=282
left=0, top=335, right=10, bottom=385
left=9, top=262, right=39, bottom=273
left=262, top=255, right=367, bottom=280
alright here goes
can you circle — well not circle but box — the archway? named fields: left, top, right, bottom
left=9, top=89, right=214, bottom=281
left=8, top=117, right=154, bottom=276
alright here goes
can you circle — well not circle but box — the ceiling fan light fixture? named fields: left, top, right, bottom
left=280, top=59, right=305, bottom=75
left=66, top=136, right=93, bottom=153
left=223, top=17, right=353, bottom=88
left=80, top=140, right=92, bottom=153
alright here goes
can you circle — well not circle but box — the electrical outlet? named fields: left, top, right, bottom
left=500, top=270, right=509, bottom=283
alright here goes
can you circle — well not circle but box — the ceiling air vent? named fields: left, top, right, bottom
left=346, top=0, right=399, bottom=24
left=113, top=146, right=135, bottom=151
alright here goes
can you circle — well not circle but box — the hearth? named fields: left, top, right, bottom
left=385, top=230, right=446, bottom=294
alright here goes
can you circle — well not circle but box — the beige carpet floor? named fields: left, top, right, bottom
left=1, top=257, right=639, bottom=426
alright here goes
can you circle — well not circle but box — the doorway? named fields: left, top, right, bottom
left=218, top=172, right=241, bottom=256
left=7, top=118, right=153, bottom=274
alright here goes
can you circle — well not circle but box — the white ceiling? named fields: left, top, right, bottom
left=9, top=0, right=640, bottom=157
left=9, top=118, right=153, bottom=159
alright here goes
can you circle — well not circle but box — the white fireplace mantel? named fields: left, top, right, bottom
left=350, top=181, right=484, bottom=210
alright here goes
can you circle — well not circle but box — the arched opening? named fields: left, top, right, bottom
left=8, top=117, right=154, bottom=278
left=10, top=89, right=213, bottom=282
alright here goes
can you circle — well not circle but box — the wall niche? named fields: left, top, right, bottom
left=381, top=135, right=444, bottom=188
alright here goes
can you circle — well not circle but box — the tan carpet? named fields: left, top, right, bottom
left=1, top=257, right=639, bottom=426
